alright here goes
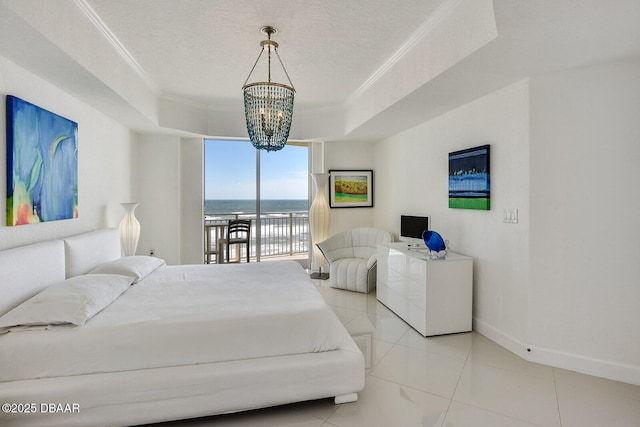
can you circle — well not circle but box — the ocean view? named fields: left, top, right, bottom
left=205, top=199, right=308, bottom=214
left=204, top=199, right=310, bottom=259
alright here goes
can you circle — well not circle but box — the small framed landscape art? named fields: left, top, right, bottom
left=448, top=144, right=490, bottom=210
left=329, top=170, right=373, bottom=208
left=6, top=95, right=78, bottom=226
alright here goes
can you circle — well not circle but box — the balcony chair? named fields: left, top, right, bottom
left=204, top=222, right=226, bottom=264
left=223, top=219, right=251, bottom=263
left=316, top=227, right=393, bottom=293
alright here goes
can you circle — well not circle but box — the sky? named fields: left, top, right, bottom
left=204, top=139, right=308, bottom=200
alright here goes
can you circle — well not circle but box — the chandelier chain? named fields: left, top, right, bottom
left=268, top=42, right=271, bottom=83
left=243, top=46, right=265, bottom=88
left=275, top=48, right=295, bottom=91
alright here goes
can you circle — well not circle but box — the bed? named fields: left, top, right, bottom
left=0, top=229, right=364, bottom=427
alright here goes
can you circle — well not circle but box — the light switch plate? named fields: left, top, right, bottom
left=503, top=208, right=518, bottom=224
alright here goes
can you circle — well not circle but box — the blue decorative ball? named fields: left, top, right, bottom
left=422, top=230, right=445, bottom=252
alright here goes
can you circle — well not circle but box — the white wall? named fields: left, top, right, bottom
left=0, top=54, right=136, bottom=250
left=324, top=140, right=376, bottom=235
left=136, top=134, right=204, bottom=265
left=357, top=63, right=640, bottom=385
left=136, top=135, right=181, bottom=264
left=180, top=138, right=204, bottom=265
left=373, top=79, right=531, bottom=353
left=528, top=62, right=640, bottom=384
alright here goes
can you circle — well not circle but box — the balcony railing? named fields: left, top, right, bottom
left=204, top=211, right=309, bottom=263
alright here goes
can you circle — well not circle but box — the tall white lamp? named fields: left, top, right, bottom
left=119, top=202, right=140, bottom=257
left=309, top=173, right=330, bottom=279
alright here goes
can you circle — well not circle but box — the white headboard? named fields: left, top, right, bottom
left=0, top=229, right=121, bottom=317
left=0, top=240, right=66, bottom=317
left=63, top=228, right=121, bottom=278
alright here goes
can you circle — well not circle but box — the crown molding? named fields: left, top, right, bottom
left=74, top=0, right=160, bottom=94
left=346, top=0, right=464, bottom=105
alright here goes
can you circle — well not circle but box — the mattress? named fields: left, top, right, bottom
left=0, top=261, right=348, bottom=382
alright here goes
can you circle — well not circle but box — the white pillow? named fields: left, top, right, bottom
left=89, top=256, right=165, bottom=283
left=0, top=274, right=133, bottom=333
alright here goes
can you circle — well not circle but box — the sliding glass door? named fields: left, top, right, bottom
left=258, top=143, right=309, bottom=261
left=204, top=140, right=256, bottom=263
left=204, top=139, right=308, bottom=263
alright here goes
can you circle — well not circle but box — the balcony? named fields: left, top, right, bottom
left=205, top=211, right=309, bottom=265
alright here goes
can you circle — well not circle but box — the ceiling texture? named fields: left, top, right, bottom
left=1, top=0, right=640, bottom=142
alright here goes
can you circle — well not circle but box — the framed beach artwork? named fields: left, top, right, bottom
left=329, top=170, right=373, bottom=208
left=448, top=144, right=490, bottom=210
left=6, top=95, right=78, bottom=226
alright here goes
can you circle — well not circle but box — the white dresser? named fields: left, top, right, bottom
left=376, top=242, right=473, bottom=336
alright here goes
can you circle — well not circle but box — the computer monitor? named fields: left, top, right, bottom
left=400, top=215, right=429, bottom=245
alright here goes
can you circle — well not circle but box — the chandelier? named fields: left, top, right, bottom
left=242, top=26, right=295, bottom=152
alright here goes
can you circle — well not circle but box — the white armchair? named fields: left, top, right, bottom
left=316, top=227, right=393, bottom=293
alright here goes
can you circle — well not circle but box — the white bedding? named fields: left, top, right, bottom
left=0, top=261, right=348, bottom=382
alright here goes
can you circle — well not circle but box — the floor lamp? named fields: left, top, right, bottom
left=309, top=173, right=330, bottom=279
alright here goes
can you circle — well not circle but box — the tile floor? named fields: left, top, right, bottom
left=151, top=278, right=640, bottom=427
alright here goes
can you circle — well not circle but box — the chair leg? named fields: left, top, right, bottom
left=222, top=242, right=250, bottom=263
left=217, top=241, right=224, bottom=264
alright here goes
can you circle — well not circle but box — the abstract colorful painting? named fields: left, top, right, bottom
left=449, top=145, right=490, bottom=210
left=329, top=170, right=373, bottom=208
left=6, top=96, right=78, bottom=226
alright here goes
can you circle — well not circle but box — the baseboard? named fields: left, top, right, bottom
left=473, top=317, right=640, bottom=386
left=526, top=344, right=640, bottom=386
left=473, top=317, right=529, bottom=359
